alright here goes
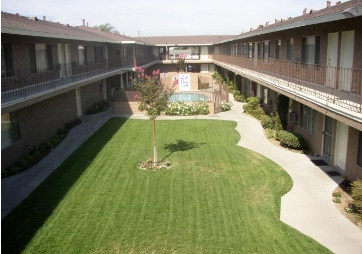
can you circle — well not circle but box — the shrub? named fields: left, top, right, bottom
left=276, top=130, right=305, bottom=150
left=243, top=97, right=266, bottom=119
left=260, top=115, right=274, bottom=129
left=351, top=180, right=362, bottom=220
left=165, top=101, right=209, bottom=116
left=2, top=119, right=82, bottom=179
left=87, top=100, right=110, bottom=115
left=265, top=129, right=276, bottom=139
left=221, top=102, right=232, bottom=112
left=234, top=93, right=246, bottom=102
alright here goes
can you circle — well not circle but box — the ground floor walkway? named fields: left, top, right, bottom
left=2, top=97, right=362, bottom=253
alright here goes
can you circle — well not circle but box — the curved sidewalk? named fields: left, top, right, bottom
left=2, top=99, right=362, bottom=253
left=224, top=99, right=362, bottom=254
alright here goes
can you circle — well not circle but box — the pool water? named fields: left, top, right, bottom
left=169, top=93, right=208, bottom=102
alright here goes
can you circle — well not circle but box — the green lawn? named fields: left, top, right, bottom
left=1, top=118, right=331, bottom=253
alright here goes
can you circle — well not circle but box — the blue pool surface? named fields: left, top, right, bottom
left=169, top=93, right=208, bottom=102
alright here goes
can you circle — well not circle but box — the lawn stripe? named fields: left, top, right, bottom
left=2, top=119, right=331, bottom=254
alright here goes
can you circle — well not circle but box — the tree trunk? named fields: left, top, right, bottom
left=152, top=118, right=157, bottom=167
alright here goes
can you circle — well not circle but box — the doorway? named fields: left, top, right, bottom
left=58, top=44, right=72, bottom=78
left=339, top=30, right=354, bottom=91
left=334, top=122, right=348, bottom=171
left=322, top=116, right=333, bottom=162
left=326, top=32, right=338, bottom=87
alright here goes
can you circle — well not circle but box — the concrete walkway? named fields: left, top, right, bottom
left=2, top=98, right=362, bottom=253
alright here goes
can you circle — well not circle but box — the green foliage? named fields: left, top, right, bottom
left=176, top=58, right=187, bottom=72
left=221, top=102, right=232, bottom=111
left=243, top=97, right=266, bottom=119
left=351, top=180, right=362, bottom=220
left=87, top=100, right=110, bottom=115
left=260, top=115, right=274, bottom=129
left=133, top=67, right=175, bottom=120
left=276, top=130, right=305, bottom=150
left=277, top=94, right=289, bottom=130
left=2, top=119, right=81, bottom=178
left=265, top=128, right=276, bottom=139
left=165, top=101, right=209, bottom=116
left=234, top=93, right=246, bottom=102
left=212, top=71, right=224, bottom=84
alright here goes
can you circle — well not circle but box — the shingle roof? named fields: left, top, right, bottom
left=234, top=0, right=362, bottom=39
left=1, top=12, right=148, bottom=44
left=139, top=35, right=237, bottom=46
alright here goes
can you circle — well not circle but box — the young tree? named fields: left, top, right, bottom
left=132, top=67, right=177, bottom=166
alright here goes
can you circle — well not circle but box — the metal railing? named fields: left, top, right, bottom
left=212, top=54, right=362, bottom=112
left=1, top=57, right=158, bottom=102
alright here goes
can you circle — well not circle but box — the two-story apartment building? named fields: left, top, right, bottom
left=1, top=12, right=157, bottom=169
left=2, top=0, right=362, bottom=181
left=1, top=12, right=233, bottom=170
left=211, top=0, right=362, bottom=180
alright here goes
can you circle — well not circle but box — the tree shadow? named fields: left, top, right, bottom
left=162, top=139, right=206, bottom=160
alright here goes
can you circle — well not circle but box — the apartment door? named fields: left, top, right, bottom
left=58, top=44, right=72, bottom=77
left=64, top=44, right=72, bottom=76
left=339, top=30, right=354, bottom=91
left=326, top=32, right=338, bottom=87
left=334, top=121, right=348, bottom=171
left=322, top=116, right=333, bottom=162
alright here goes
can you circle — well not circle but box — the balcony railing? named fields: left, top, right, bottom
left=1, top=57, right=158, bottom=103
left=212, top=54, right=362, bottom=113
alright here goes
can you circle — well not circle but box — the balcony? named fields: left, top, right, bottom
left=212, top=54, right=362, bottom=115
left=1, top=57, right=158, bottom=106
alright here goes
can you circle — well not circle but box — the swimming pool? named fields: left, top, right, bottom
left=169, top=93, right=208, bottom=102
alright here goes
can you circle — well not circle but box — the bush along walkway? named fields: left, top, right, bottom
left=1, top=107, right=112, bottom=219
left=227, top=97, right=362, bottom=254
left=2, top=96, right=362, bottom=253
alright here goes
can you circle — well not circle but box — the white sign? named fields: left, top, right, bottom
left=179, top=74, right=190, bottom=91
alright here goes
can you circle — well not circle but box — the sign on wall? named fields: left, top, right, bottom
left=179, top=73, right=190, bottom=91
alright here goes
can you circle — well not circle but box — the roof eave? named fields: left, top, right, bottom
left=219, top=6, right=362, bottom=43
left=1, top=26, right=119, bottom=43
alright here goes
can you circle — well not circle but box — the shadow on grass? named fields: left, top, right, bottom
left=1, top=117, right=127, bottom=254
left=162, top=139, right=206, bottom=160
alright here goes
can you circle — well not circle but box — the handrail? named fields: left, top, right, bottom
left=1, top=57, right=157, bottom=102
left=212, top=54, right=362, bottom=112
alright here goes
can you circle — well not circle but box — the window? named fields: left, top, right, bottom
left=1, top=43, right=14, bottom=77
left=78, top=45, right=87, bottom=65
left=287, top=38, right=294, bottom=61
left=94, top=46, right=103, bottom=63
left=29, top=43, right=53, bottom=72
left=299, top=104, right=316, bottom=134
left=1, top=112, right=21, bottom=150
left=302, top=36, right=320, bottom=64
left=357, top=131, right=362, bottom=167
left=275, top=39, right=281, bottom=59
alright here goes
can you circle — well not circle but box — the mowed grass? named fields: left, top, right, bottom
left=1, top=118, right=331, bottom=253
